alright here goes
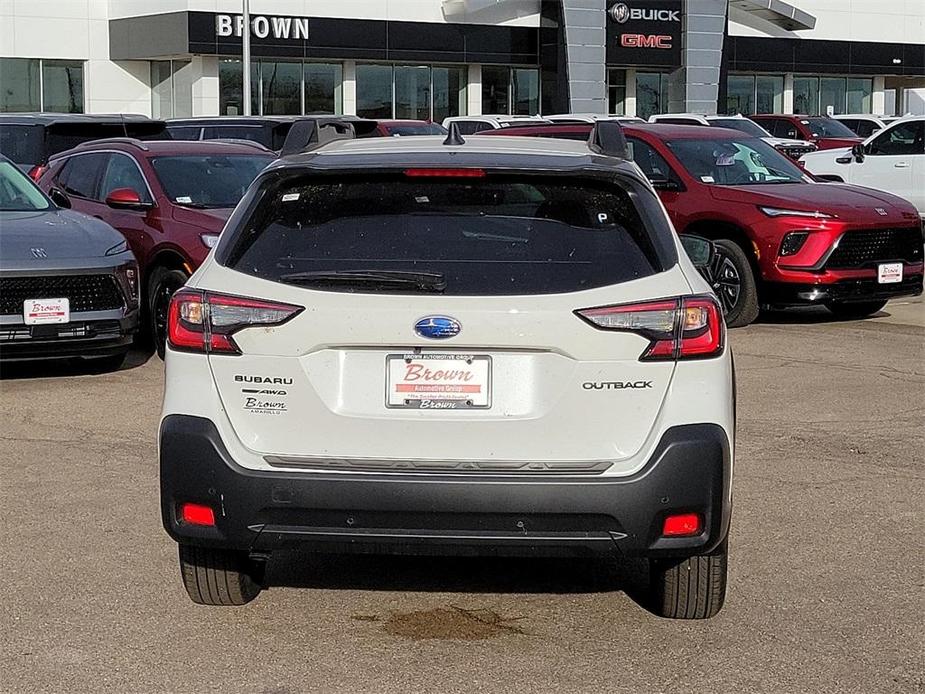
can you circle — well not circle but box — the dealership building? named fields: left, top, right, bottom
left=1, top=0, right=923, bottom=121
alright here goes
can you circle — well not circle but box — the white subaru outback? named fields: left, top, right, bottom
left=159, top=122, right=735, bottom=619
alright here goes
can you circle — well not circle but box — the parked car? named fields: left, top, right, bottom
left=483, top=123, right=924, bottom=326
left=748, top=114, right=862, bottom=150
left=832, top=114, right=903, bottom=138
left=159, top=122, right=734, bottom=619
left=648, top=113, right=817, bottom=160
left=36, top=138, right=275, bottom=357
left=0, top=154, right=139, bottom=367
left=545, top=114, right=645, bottom=124
left=441, top=115, right=550, bottom=134
left=0, top=113, right=170, bottom=180
left=799, top=116, right=925, bottom=216
left=167, top=116, right=444, bottom=150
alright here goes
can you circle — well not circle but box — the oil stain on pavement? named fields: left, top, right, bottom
left=352, top=606, right=528, bottom=640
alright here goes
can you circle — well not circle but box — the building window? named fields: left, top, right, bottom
left=636, top=72, right=668, bottom=120
left=513, top=68, right=539, bottom=115
left=608, top=69, right=627, bottom=115
left=261, top=61, right=302, bottom=115
left=151, top=60, right=193, bottom=118
left=481, top=66, right=539, bottom=115
left=357, top=63, right=468, bottom=120
left=793, top=76, right=872, bottom=115
left=725, top=74, right=783, bottom=115
left=305, top=63, right=342, bottom=114
left=1, top=58, right=84, bottom=113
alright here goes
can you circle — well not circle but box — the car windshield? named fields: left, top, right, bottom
left=150, top=154, right=273, bottom=208
left=667, top=137, right=807, bottom=186
left=0, top=160, right=51, bottom=211
left=383, top=123, right=447, bottom=136
left=710, top=118, right=771, bottom=138
left=226, top=175, right=672, bottom=295
left=805, top=118, right=856, bottom=138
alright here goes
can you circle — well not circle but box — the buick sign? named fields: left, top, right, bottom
left=610, top=2, right=630, bottom=23
left=609, top=3, right=681, bottom=23
left=414, top=316, right=461, bottom=340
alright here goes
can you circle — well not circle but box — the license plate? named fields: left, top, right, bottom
left=23, top=298, right=69, bottom=325
left=387, top=354, right=491, bottom=409
left=877, top=263, right=903, bottom=284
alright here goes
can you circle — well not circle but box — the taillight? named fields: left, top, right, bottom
left=28, top=164, right=48, bottom=181
left=167, top=289, right=303, bottom=355
left=575, top=295, right=725, bottom=361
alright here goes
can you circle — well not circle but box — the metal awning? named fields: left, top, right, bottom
left=729, top=0, right=816, bottom=31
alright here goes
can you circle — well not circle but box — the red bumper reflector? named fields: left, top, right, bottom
left=662, top=513, right=702, bottom=537
left=180, top=502, right=216, bottom=527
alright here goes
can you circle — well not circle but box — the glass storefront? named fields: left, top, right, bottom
left=219, top=59, right=340, bottom=116
left=260, top=61, right=302, bottom=115
left=608, top=69, right=626, bottom=115
left=219, top=59, right=260, bottom=115
left=357, top=63, right=467, bottom=120
left=635, top=72, right=668, bottom=120
left=481, top=66, right=510, bottom=114
left=304, top=63, right=342, bottom=114
left=794, top=76, right=872, bottom=115
left=725, top=74, right=783, bottom=115
left=481, top=66, right=539, bottom=115
left=151, top=60, right=193, bottom=118
left=0, top=57, right=83, bottom=113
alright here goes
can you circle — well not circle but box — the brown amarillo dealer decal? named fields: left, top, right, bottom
left=235, top=374, right=292, bottom=414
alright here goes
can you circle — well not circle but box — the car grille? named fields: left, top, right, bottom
left=776, top=144, right=817, bottom=159
left=0, top=320, right=122, bottom=342
left=0, top=274, right=124, bottom=315
left=825, top=228, right=924, bottom=269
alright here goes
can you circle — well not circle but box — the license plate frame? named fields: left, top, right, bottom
left=23, top=297, right=70, bottom=325
left=386, top=353, right=492, bottom=410
left=877, top=263, right=903, bottom=284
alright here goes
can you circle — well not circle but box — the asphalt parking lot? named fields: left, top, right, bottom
left=1, top=298, right=922, bottom=694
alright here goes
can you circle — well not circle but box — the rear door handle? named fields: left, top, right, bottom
left=894, top=162, right=909, bottom=168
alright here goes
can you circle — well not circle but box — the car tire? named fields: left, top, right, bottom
left=648, top=539, right=727, bottom=619
left=710, top=240, right=759, bottom=328
left=824, top=300, right=888, bottom=320
left=178, top=544, right=263, bottom=606
left=147, top=266, right=189, bottom=360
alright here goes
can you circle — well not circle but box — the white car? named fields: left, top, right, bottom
left=441, top=114, right=550, bottom=134
left=648, top=113, right=818, bottom=159
left=159, top=122, right=735, bottom=619
left=545, top=113, right=646, bottom=124
left=800, top=116, right=925, bottom=216
left=832, top=114, right=903, bottom=139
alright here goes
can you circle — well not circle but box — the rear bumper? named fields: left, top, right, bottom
left=159, top=415, right=732, bottom=559
left=763, top=273, right=923, bottom=305
left=0, top=310, right=138, bottom=361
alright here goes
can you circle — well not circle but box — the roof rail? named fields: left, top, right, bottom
left=280, top=117, right=357, bottom=156
left=72, top=137, right=150, bottom=151
left=588, top=121, right=628, bottom=159
left=207, top=138, right=273, bottom=152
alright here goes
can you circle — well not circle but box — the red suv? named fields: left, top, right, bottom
left=482, top=123, right=923, bottom=326
left=748, top=115, right=862, bottom=150
left=37, top=139, right=274, bottom=355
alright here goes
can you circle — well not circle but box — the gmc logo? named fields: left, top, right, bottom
left=621, top=33, right=673, bottom=49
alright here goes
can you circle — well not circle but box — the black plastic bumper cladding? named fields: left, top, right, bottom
left=159, top=416, right=731, bottom=559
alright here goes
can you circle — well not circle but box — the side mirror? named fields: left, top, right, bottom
left=105, top=187, right=152, bottom=211
left=49, top=187, right=71, bottom=209
left=680, top=235, right=715, bottom=273
left=851, top=143, right=866, bottom=163
left=648, top=175, right=680, bottom=192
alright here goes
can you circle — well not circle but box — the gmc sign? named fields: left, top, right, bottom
left=606, top=0, right=682, bottom=67
left=621, top=34, right=673, bottom=49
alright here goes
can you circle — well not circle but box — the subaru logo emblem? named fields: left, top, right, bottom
left=30, top=247, right=47, bottom=259
left=414, top=316, right=461, bottom=339
left=609, top=2, right=630, bottom=23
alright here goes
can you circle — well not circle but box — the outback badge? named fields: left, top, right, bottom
left=414, top=315, right=461, bottom=339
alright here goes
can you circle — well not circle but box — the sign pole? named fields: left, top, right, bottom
left=242, top=0, right=252, bottom=115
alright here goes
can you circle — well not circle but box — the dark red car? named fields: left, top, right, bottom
left=481, top=123, right=923, bottom=326
left=37, top=139, right=275, bottom=355
left=748, top=114, right=862, bottom=150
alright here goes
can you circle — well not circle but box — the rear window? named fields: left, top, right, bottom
left=46, top=122, right=170, bottom=158
left=0, top=125, right=43, bottom=167
left=382, top=123, right=448, bottom=137
left=203, top=125, right=272, bottom=148
left=226, top=174, right=670, bottom=295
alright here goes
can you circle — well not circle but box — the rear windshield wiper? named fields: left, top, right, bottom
left=278, top=269, right=447, bottom=292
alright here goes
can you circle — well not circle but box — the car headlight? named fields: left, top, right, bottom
left=105, top=239, right=129, bottom=256
left=115, top=261, right=140, bottom=309
left=201, top=233, right=220, bottom=249
left=759, top=207, right=833, bottom=219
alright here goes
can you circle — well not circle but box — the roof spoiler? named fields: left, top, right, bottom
left=588, top=120, right=629, bottom=159
left=280, top=117, right=357, bottom=156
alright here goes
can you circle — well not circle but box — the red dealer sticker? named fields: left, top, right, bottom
left=386, top=354, right=491, bottom=409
